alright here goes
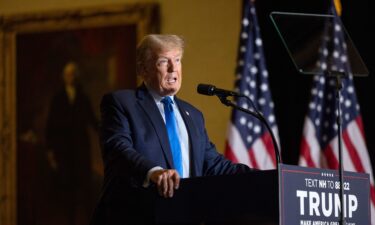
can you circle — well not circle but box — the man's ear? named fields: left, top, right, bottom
left=139, top=70, right=150, bottom=83
left=143, top=63, right=154, bottom=77
left=143, top=66, right=149, bottom=74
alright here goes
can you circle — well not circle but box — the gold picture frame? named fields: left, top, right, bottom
left=0, top=3, right=159, bottom=225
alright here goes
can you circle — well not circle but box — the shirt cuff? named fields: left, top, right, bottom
left=143, top=166, right=164, bottom=188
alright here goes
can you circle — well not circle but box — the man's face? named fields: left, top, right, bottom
left=145, top=48, right=182, bottom=96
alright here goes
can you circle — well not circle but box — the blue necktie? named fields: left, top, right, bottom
left=161, top=97, right=183, bottom=176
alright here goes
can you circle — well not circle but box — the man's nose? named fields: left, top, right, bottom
left=167, top=60, right=176, bottom=72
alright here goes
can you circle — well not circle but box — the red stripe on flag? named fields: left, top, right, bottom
left=261, top=131, right=276, bottom=166
left=300, top=137, right=317, bottom=168
left=355, top=116, right=365, bottom=138
left=224, top=141, right=239, bottom=163
left=324, top=145, right=339, bottom=169
left=248, top=148, right=260, bottom=169
left=342, top=127, right=365, bottom=173
left=352, top=117, right=375, bottom=208
left=371, top=185, right=375, bottom=206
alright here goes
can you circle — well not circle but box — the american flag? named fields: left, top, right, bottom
left=224, top=0, right=279, bottom=170
left=298, top=3, right=375, bottom=224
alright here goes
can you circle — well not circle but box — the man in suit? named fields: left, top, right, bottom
left=91, top=34, right=251, bottom=224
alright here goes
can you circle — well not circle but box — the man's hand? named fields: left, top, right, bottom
left=150, top=169, right=180, bottom=198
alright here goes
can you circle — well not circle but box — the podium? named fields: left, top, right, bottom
left=151, top=169, right=278, bottom=224
left=147, top=164, right=370, bottom=225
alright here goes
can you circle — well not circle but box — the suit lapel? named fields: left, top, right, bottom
left=136, top=85, right=174, bottom=169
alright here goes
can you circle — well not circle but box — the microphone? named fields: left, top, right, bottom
left=197, top=84, right=242, bottom=97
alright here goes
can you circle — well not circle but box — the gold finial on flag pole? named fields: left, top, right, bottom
left=334, top=0, right=342, bottom=16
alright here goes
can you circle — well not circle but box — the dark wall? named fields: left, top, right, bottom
left=255, top=0, right=375, bottom=168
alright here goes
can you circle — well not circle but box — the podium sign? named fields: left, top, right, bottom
left=279, top=164, right=370, bottom=225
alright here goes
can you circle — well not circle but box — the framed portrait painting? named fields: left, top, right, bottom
left=0, top=3, right=159, bottom=225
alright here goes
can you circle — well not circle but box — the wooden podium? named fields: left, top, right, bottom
left=145, top=164, right=370, bottom=225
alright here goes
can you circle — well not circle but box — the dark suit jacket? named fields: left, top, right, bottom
left=91, top=84, right=250, bottom=224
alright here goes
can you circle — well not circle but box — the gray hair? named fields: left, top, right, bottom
left=136, top=34, right=185, bottom=76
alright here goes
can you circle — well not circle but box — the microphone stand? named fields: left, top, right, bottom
left=322, top=70, right=346, bottom=225
left=217, top=95, right=282, bottom=166
left=331, top=72, right=346, bottom=225
left=217, top=93, right=284, bottom=225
